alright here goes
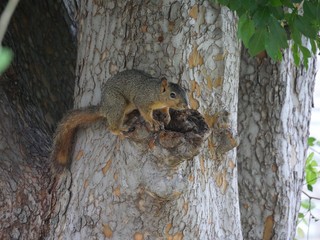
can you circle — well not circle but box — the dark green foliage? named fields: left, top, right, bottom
left=215, top=0, right=320, bottom=66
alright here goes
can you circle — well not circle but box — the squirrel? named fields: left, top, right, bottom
left=51, top=69, right=189, bottom=168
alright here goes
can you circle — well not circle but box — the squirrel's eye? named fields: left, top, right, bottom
left=170, top=92, right=176, bottom=98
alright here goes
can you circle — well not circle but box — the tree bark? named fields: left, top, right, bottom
left=237, top=49, right=316, bottom=239
left=50, top=0, right=241, bottom=239
left=0, top=0, right=76, bottom=239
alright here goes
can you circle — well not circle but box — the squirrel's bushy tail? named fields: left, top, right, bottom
left=51, top=106, right=103, bottom=169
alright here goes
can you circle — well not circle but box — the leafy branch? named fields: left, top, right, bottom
left=215, top=0, right=320, bottom=66
left=295, top=137, right=320, bottom=239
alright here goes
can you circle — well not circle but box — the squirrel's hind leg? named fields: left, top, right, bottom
left=103, top=96, right=129, bottom=135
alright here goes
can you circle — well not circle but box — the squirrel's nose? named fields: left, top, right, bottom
left=184, top=99, right=190, bottom=109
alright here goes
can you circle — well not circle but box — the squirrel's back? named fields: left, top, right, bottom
left=102, top=70, right=161, bottom=100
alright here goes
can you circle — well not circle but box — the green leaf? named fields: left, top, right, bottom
left=292, top=43, right=300, bottom=66
left=253, top=6, right=271, bottom=27
left=306, top=169, right=317, bottom=180
left=306, top=152, right=315, bottom=165
left=307, top=184, right=313, bottom=191
left=269, top=0, right=282, bottom=7
left=310, top=39, right=317, bottom=54
left=229, top=0, right=241, bottom=11
left=299, top=45, right=311, bottom=67
left=248, top=28, right=267, bottom=56
left=265, top=17, right=288, bottom=61
left=298, top=213, right=304, bottom=218
left=301, top=199, right=312, bottom=209
left=308, top=137, right=316, bottom=146
left=306, top=170, right=318, bottom=186
left=309, top=159, right=318, bottom=167
left=0, top=47, right=13, bottom=76
left=294, top=15, right=317, bottom=39
left=270, top=6, right=284, bottom=19
left=268, top=18, right=288, bottom=48
left=303, top=1, right=320, bottom=24
left=315, top=2, right=320, bottom=26
left=296, top=227, right=305, bottom=238
left=238, top=14, right=255, bottom=47
left=290, top=26, right=302, bottom=44
left=265, top=39, right=282, bottom=61
left=239, top=0, right=254, bottom=11
left=307, top=157, right=317, bottom=168
left=300, top=45, right=311, bottom=58
left=284, top=12, right=294, bottom=27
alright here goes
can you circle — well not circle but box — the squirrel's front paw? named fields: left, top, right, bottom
left=148, top=120, right=164, bottom=132
left=163, top=114, right=171, bottom=125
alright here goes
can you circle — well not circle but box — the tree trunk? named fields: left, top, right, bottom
left=0, top=0, right=75, bottom=239
left=0, top=0, right=316, bottom=239
left=237, top=49, right=316, bottom=239
left=50, top=1, right=241, bottom=239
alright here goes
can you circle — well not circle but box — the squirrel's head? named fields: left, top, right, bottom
left=160, top=78, right=189, bottom=110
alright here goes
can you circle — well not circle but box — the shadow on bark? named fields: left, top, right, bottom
left=0, top=0, right=76, bottom=239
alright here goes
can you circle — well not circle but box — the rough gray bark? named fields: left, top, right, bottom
left=0, top=0, right=76, bottom=239
left=237, top=49, right=316, bottom=239
left=50, top=1, right=241, bottom=239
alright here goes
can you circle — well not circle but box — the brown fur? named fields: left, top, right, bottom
left=51, top=106, right=103, bottom=167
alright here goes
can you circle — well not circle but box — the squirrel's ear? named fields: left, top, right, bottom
left=160, top=77, right=168, bottom=93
